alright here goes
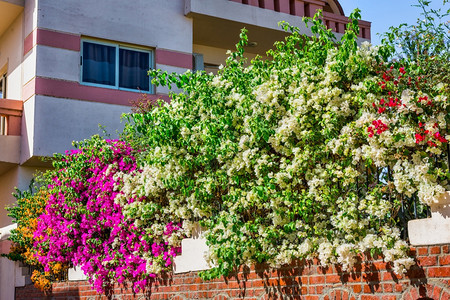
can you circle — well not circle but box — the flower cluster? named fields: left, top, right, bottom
left=5, top=189, right=68, bottom=290
left=33, top=137, right=182, bottom=293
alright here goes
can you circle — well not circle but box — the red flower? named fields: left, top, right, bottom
left=415, top=133, right=425, bottom=144
left=433, top=132, right=448, bottom=143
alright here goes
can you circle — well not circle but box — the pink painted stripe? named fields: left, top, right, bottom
left=33, top=77, right=169, bottom=106
left=24, top=28, right=80, bottom=55
left=23, top=30, right=36, bottom=55
left=156, top=48, right=193, bottom=69
left=22, top=78, right=36, bottom=101
left=36, top=28, right=80, bottom=51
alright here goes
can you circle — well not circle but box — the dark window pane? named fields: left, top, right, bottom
left=0, top=75, right=5, bottom=98
left=119, top=48, right=150, bottom=91
left=82, top=42, right=116, bottom=86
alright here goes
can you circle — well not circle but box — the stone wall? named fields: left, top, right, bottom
left=15, top=245, right=450, bottom=300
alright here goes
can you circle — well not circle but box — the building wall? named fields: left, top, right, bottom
left=0, top=166, right=45, bottom=227
left=16, top=0, right=196, bottom=163
left=37, top=0, right=192, bottom=54
left=30, top=95, right=131, bottom=158
left=193, top=44, right=261, bottom=68
left=15, top=245, right=450, bottom=299
left=0, top=13, right=24, bottom=101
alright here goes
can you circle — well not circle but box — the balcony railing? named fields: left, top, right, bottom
left=229, top=0, right=371, bottom=39
left=0, top=99, right=22, bottom=136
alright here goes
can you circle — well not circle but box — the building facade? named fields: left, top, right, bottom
left=0, top=0, right=370, bottom=227
left=0, top=1, right=371, bottom=298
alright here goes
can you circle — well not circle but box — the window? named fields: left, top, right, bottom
left=0, top=74, right=6, bottom=99
left=81, top=40, right=153, bottom=92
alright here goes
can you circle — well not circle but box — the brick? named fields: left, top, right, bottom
left=410, top=287, right=420, bottom=299
left=443, top=245, right=449, bottom=254
left=433, top=286, right=443, bottom=299
left=403, top=295, right=413, bottom=300
left=303, top=296, right=319, bottom=300
left=442, top=291, right=450, bottom=300
left=309, top=276, right=325, bottom=284
left=382, top=272, right=402, bottom=281
left=361, top=296, right=379, bottom=300
left=364, top=283, right=382, bottom=294
left=326, top=274, right=340, bottom=283
left=439, top=254, right=450, bottom=266
left=316, top=285, right=324, bottom=294
left=381, top=296, right=396, bottom=300
left=372, top=261, right=388, bottom=270
left=430, top=246, right=441, bottom=255
left=318, top=266, right=334, bottom=274
left=363, top=284, right=372, bottom=293
left=428, top=266, right=450, bottom=277
left=301, top=286, right=308, bottom=294
left=417, top=247, right=428, bottom=255
left=383, top=283, right=393, bottom=292
left=251, top=279, right=265, bottom=288
left=417, top=255, right=438, bottom=266
left=352, top=284, right=362, bottom=293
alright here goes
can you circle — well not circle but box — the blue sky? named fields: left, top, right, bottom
left=338, top=0, right=450, bottom=45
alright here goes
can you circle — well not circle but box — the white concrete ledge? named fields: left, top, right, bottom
left=408, top=191, right=450, bottom=246
left=0, top=135, right=21, bottom=164
left=68, top=267, right=88, bottom=281
left=408, top=218, right=450, bottom=246
left=186, top=0, right=311, bottom=34
left=173, top=225, right=212, bottom=274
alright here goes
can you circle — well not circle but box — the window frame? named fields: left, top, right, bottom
left=0, top=73, right=6, bottom=99
left=80, top=39, right=154, bottom=93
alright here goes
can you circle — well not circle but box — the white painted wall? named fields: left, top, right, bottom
left=23, top=0, right=37, bottom=37
left=0, top=136, right=20, bottom=164
left=37, top=0, right=193, bottom=53
left=193, top=44, right=260, bottom=70
left=35, top=45, right=79, bottom=82
left=30, top=95, right=131, bottom=158
left=0, top=12, right=24, bottom=100
left=22, top=46, right=36, bottom=86
left=20, top=95, right=35, bottom=164
left=0, top=166, right=43, bottom=227
left=0, top=255, right=19, bottom=299
left=154, top=64, right=191, bottom=95
left=187, top=0, right=309, bottom=34
left=0, top=224, right=29, bottom=300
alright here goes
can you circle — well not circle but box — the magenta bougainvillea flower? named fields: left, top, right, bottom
left=35, top=138, right=181, bottom=293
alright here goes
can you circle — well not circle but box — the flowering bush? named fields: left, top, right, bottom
left=6, top=187, right=68, bottom=290
left=34, top=137, right=183, bottom=294
left=122, top=9, right=447, bottom=279
left=6, top=4, right=448, bottom=295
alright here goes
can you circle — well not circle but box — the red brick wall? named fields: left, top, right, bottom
left=16, top=245, right=450, bottom=300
